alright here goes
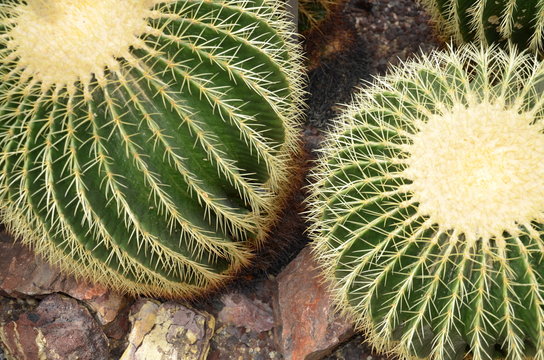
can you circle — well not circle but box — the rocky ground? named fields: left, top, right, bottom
left=0, top=0, right=441, bottom=359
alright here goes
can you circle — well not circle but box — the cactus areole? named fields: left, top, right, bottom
left=0, top=0, right=304, bottom=297
left=308, top=45, right=544, bottom=360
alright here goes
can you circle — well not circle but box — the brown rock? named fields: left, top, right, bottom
left=121, top=299, right=215, bottom=360
left=217, top=293, right=275, bottom=333
left=0, top=233, right=63, bottom=297
left=103, top=301, right=132, bottom=341
left=0, top=313, right=40, bottom=360
left=67, top=282, right=128, bottom=325
left=275, top=247, right=354, bottom=360
left=0, top=294, right=109, bottom=360
left=0, top=232, right=127, bottom=325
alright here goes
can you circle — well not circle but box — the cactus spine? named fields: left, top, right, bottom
left=0, top=0, right=304, bottom=297
left=420, top=0, right=544, bottom=53
left=308, top=45, right=544, bottom=360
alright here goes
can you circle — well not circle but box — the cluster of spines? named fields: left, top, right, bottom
left=0, top=0, right=305, bottom=297
left=420, top=0, right=544, bottom=53
left=307, top=45, right=544, bottom=360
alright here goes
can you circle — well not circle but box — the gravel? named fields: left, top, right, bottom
left=348, top=0, right=441, bottom=75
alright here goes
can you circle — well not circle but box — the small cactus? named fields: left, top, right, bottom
left=308, top=45, right=544, bottom=360
left=0, top=0, right=304, bottom=297
left=420, top=0, right=544, bottom=53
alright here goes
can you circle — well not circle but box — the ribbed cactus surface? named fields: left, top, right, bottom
left=0, top=0, right=304, bottom=297
left=308, top=45, right=544, bottom=360
left=420, top=0, right=544, bottom=52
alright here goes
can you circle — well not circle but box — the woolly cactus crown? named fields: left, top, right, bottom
left=0, top=0, right=304, bottom=297
left=308, top=45, right=544, bottom=360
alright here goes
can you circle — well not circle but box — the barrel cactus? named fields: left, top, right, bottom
left=420, top=0, right=544, bottom=53
left=308, top=45, right=544, bottom=360
left=0, top=0, right=304, bottom=297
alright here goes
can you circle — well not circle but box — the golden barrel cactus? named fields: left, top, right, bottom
left=308, top=45, right=544, bottom=360
left=0, top=0, right=304, bottom=297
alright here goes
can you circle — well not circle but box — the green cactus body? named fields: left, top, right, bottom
left=308, top=45, right=544, bottom=360
left=0, top=0, right=304, bottom=297
left=421, top=0, right=544, bottom=53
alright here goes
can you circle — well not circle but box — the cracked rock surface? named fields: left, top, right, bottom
left=0, top=294, right=109, bottom=360
left=121, top=300, right=214, bottom=360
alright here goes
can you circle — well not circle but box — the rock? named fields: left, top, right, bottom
left=0, top=232, right=62, bottom=297
left=0, top=311, right=41, bottom=360
left=0, top=294, right=109, bottom=360
left=103, top=301, right=132, bottom=340
left=0, top=232, right=127, bottom=325
left=66, top=282, right=128, bottom=326
left=275, top=247, right=354, bottom=360
left=121, top=299, right=215, bottom=360
left=217, top=293, right=275, bottom=333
